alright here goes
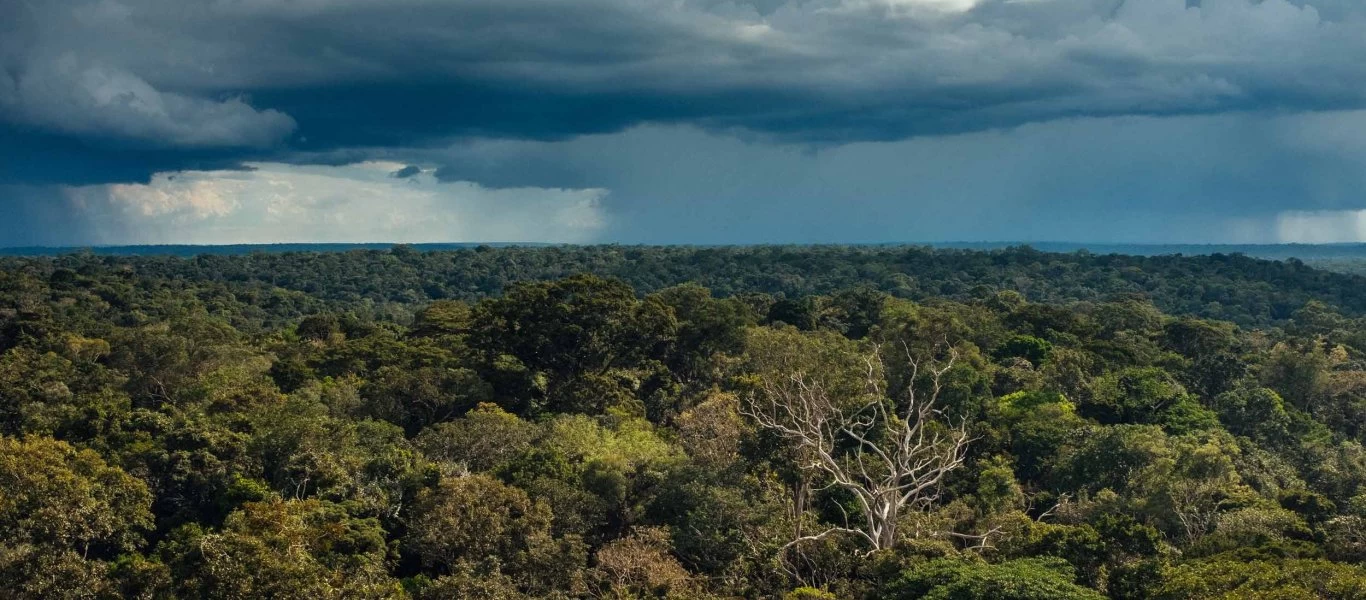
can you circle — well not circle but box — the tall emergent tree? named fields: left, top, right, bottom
left=743, top=329, right=971, bottom=552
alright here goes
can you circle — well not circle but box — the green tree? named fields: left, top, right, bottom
left=250, top=397, right=420, bottom=519
left=162, top=498, right=402, bottom=599
left=0, top=436, right=154, bottom=599
left=885, top=557, right=1105, bottom=600
left=1156, top=558, right=1366, bottom=599
left=470, top=275, right=677, bottom=414
left=1084, top=367, right=1216, bottom=432
left=404, top=473, right=586, bottom=592
left=414, top=403, right=537, bottom=473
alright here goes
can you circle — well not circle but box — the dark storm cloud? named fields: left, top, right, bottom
left=398, top=113, right=1366, bottom=245
left=15, top=110, right=1366, bottom=247
left=390, top=165, right=422, bottom=179
left=0, top=188, right=92, bottom=247
left=5, top=0, right=1366, bottom=185
left=0, top=129, right=269, bottom=185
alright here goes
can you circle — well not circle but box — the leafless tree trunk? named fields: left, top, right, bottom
left=744, top=343, right=971, bottom=552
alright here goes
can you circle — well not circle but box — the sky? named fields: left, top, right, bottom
left=4, top=0, right=1366, bottom=246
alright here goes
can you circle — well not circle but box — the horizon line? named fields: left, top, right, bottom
left=6, top=240, right=1366, bottom=250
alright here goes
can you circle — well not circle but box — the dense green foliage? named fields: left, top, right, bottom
left=9, top=244, right=1366, bottom=327
left=4, top=245, right=1366, bottom=598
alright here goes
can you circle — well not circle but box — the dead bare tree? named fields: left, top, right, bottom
left=744, top=342, right=971, bottom=553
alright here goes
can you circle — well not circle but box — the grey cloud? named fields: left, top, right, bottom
left=8, top=110, right=1366, bottom=246
left=5, top=0, right=1366, bottom=249
left=5, top=0, right=1366, bottom=187
left=409, top=111, right=1366, bottom=244
left=0, top=58, right=295, bottom=149
left=390, top=165, right=422, bottom=178
left=0, top=186, right=93, bottom=247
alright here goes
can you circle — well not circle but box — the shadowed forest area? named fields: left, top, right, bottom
left=4, top=246, right=1366, bottom=598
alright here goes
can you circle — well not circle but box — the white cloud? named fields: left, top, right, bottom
left=59, top=162, right=608, bottom=244
left=840, top=0, right=982, bottom=16
left=108, top=173, right=239, bottom=220
left=1276, top=210, right=1366, bottom=243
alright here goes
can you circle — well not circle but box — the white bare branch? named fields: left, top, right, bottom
left=744, top=342, right=971, bottom=551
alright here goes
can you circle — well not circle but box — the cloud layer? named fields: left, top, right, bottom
left=11, top=110, right=1366, bottom=246
left=0, top=57, right=295, bottom=149
left=8, top=1, right=1366, bottom=160
left=5, top=163, right=606, bottom=246
left=3, top=0, right=1366, bottom=244
left=417, top=112, right=1366, bottom=244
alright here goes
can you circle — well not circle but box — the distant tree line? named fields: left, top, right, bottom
left=6, top=245, right=1366, bottom=328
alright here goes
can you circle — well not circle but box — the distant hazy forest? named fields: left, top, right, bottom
left=4, top=245, right=1366, bottom=599
left=13, top=244, right=1366, bottom=326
